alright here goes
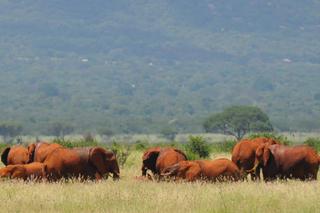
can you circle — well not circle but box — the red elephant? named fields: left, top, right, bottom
left=249, top=143, right=320, bottom=181
left=27, top=142, right=62, bottom=163
left=141, top=147, right=187, bottom=178
left=162, top=158, right=240, bottom=182
left=1, top=145, right=31, bottom=165
left=1, top=142, right=62, bottom=165
left=231, top=137, right=278, bottom=180
left=0, top=162, right=46, bottom=181
left=44, top=147, right=120, bottom=181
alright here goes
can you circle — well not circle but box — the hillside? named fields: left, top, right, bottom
left=0, top=1, right=320, bottom=134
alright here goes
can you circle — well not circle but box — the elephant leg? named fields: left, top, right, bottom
left=95, top=172, right=103, bottom=180
left=239, top=168, right=248, bottom=181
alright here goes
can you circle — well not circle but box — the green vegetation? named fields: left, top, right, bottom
left=0, top=1, right=320, bottom=134
left=110, top=142, right=131, bottom=167
left=184, top=135, right=211, bottom=159
left=303, top=138, right=320, bottom=152
left=0, top=150, right=320, bottom=212
left=203, top=106, right=273, bottom=140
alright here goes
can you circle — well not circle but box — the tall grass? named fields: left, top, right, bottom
left=0, top=151, right=320, bottom=212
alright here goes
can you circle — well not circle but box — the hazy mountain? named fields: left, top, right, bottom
left=0, top=1, right=320, bottom=134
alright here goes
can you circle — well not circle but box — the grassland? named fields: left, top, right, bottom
left=0, top=150, right=320, bottom=213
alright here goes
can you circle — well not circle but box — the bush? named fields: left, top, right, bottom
left=247, top=132, right=292, bottom=145
left=185, top=150, right=200, bottom=160
left=110, top=141, right=131, bottom=167
left=304, top=138, right=320, bottom=151
left=184, top=135, right=210, bottom=159
left=134, top=139, right=150, bottom=151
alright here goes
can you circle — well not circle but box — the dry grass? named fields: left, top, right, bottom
left=0, top=151, right=319, bottom=212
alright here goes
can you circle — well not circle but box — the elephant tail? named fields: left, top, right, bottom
left=1, top=147, right=10, bottom=166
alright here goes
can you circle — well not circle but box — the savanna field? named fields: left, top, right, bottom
left=1, top=133, right=320, bottom=213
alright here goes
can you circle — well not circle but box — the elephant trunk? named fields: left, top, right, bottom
left=161, top=164, right=179, bottom=177
left=141, top=164, right=147, bottom=176
left=112, top=161, right=120, bottom=181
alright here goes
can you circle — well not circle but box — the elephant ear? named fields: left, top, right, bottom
left=255, top=145, right=264, bottom=159
left=104, top=150, right=117, bottom=161
left=1, top=147, right=10, bottom=166
left=142, top=147, right=161, bottom=161
left=27, top=143, right=36, bottom=163
left=90, top=147, right=118, bottom=175
left=262, top=146, right=271, bottom=166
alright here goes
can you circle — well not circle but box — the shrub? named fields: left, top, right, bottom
left=304, top=138, right=320, bottom=151
left=134, top=139, right=149, bottom=151
left=110, top=141, right=131, bottom=167
left=247, top=132, right=292, bottom=145
left=184, top=135, right=210, bottom=159
left=185, top=150, right=200, bottom=160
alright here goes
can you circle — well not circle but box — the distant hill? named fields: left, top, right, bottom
left=0, top=1, right=320, bottom=134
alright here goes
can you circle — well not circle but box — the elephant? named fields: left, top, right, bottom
left=141, top=147, right=187, bottom=178
left=0, top=162, right=47, bottom=181
left=1, top=142, right=62, bottom=166
left=248, top=144, right=320, bottom=181
left=231, top=137, right=278, bottom=180
left=44, top=147, right=120, bottom=181
left=1, top=145, right=31, bottom=165
left=27, top=142, right=62, bottom=163
left=161, top=158, right=240, bottom=182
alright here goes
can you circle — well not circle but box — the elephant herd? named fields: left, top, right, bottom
left=140, top=137, right=320, bottom=182
left=0, top=142, right=119, bottom=181
left=0, top=137, right=319, bottom=182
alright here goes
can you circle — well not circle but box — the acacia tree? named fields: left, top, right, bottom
left=203, top=106, right=273, bottom=140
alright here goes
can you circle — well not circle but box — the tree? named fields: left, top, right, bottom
left=203, top=106, right=273, bottom=140
left=184, top=135, right=210, bottom=159
left=47, top=122, right=74, bottom=140
left=0, top=122, right=23, bottom=143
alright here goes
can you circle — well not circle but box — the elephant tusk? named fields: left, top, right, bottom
left=246, top=162, right=259, bottom=173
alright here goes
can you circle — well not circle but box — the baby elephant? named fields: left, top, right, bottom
left=0, top=162, right=47, bottom=181
left=162, top=158, right=240, bottom=182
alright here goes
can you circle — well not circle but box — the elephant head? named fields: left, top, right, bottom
left=1, top=146, right=32, bottom=165
left=247, top=143, right=274, bottom=173
left=141, top=147, right=161, bottom=176
left=90, top=147, right=120, bottom=180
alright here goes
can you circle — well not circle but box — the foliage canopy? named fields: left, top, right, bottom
left=203, top=106, right=273, bottom=140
